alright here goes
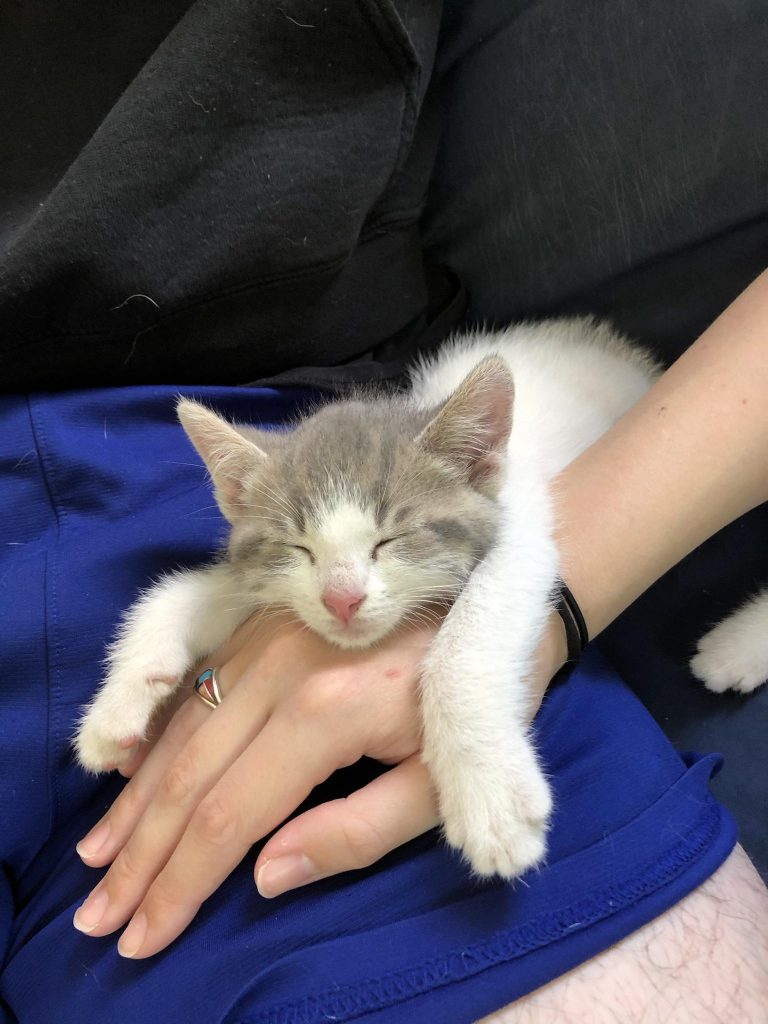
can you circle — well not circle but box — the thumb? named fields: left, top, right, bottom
left=254, top=755, right=439, bottom=898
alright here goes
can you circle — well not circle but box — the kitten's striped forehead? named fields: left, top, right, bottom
left=240, top=394, right=495, bottom=542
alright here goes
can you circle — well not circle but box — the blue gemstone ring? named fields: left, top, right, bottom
left=194, top=668, right=223, bottom=709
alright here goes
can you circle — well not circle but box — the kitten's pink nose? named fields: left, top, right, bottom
left=322, top=589, right=366, bottom=624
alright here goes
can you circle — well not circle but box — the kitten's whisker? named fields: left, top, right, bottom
left=158, top=460, right=208, bottom=468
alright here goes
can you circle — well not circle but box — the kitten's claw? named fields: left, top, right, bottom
left=440, top=758, right=552, bottom=879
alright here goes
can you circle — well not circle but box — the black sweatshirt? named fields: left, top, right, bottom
left=0, top=1, right=451, bottom=392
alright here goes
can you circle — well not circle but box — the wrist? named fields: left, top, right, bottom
left=546, top=610, right=569, bottom=676
left=527, top=611, right=569, bottom=718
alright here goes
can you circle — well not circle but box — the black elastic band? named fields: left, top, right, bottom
left=555, top=581, right=589, bottom=664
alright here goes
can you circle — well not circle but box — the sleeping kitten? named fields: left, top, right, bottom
left=75, top=316, right=757, bottom=879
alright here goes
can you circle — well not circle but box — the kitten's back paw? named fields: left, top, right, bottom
left=690, top=619, right=768, bottom=695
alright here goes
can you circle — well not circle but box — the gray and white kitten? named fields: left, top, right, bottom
left=74, top=317, right=765, bottom=878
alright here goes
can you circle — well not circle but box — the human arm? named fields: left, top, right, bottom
left=555, top=268, right=768, bottom=642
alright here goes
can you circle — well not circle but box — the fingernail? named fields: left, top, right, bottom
left=257, top=855, right=319, bottom=898
left=76, top=820, right=111, bottom=860
left=73, top=886, right=109, bottom=933
left=118, top=911, right=147, bottom=958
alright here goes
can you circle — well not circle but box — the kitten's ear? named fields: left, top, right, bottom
left=416, top=356, right=514, bottom=491
left=176, top=399, right=268, bottom=521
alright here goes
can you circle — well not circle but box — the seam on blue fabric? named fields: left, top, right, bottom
left=25, top=397, right=64, bottom=538
left=45, top=534, right=65, bottom=839
left=26, top=397, right=65, bottom=843
left=38, top=552, right=57, bottom=858
left=237, top=797, right=722, bottom=1024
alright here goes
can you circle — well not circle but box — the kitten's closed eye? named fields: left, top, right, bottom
left=292, top=538, right=405, bottom=564
left=291, top=544, right=315, bottom=564
left=372, top=536, right=404, bottom=560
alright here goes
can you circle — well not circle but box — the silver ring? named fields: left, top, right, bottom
left=194, top=668, right=223, bottom=709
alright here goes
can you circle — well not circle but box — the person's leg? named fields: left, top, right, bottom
left=480, top=845, right=768, bottom=1023
left=425, top=0, right=768, bottom=365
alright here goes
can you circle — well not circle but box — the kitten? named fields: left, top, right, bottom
left=75, top=316, right=761, bottom=878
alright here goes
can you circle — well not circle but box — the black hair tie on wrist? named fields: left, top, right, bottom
left=555, top=581, right=589, bottom=665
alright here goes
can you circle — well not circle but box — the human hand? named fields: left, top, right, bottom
left=72, top=609, right=565, bottom=959
left=72, top=609, right=439, bottom=958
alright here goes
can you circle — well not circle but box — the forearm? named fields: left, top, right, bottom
left=557, top=269, right=768, bottom=641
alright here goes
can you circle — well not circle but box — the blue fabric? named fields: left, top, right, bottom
left=0, top=386, right=737, bottom=1024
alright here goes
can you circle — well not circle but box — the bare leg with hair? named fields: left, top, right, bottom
left=479, top=845, right=768, bottom=1023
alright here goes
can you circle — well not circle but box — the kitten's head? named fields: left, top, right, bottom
left=178, top=357, right=513, bottom=649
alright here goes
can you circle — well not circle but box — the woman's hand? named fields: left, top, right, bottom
left=72, top=610, right=437, bottom=959
left=72, top=607, right=566, bottom=959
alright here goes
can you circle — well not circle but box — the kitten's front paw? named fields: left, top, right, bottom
left=75, top=721, right=143, bottom=774
left=74, top=672, right=179, bottom=773
left=690, top=620, right=768, bottom=695
left=441, top=756, right=552, bottom=879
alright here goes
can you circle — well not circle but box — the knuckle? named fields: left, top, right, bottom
left=112, top=841, right=145, bottom=888
left=192, top=792, right=241, bottom=846
left=341, top=807, right=388, bottom=867
left=158, top=752, right=198, bottom=806
left=294, top=672, right=358, bottom=719
left=112, top=777, right=145, bottom=821
left=147, top=874, right=185, bottom=913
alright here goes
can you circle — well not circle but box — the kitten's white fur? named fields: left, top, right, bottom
left=74, top=316, right=763, bottom=878
left=690, top=588, right=768, bottom=694
left=409, top=319, right=656, bottom=874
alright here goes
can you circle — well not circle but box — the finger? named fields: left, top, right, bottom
left=75, top=694, right=210, bottom=868
left=73, top=670, right=273, bottom=939
left=116, top=708, right=350, bottom=959
left=116, top=741, right=151, bottom=779
left=116, top=688, right=188, bottom=778
left=254, top=756, right=438, bottom=897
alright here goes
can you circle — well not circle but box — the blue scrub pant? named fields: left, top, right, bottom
left=0, top=387, right=736, bottom=1023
